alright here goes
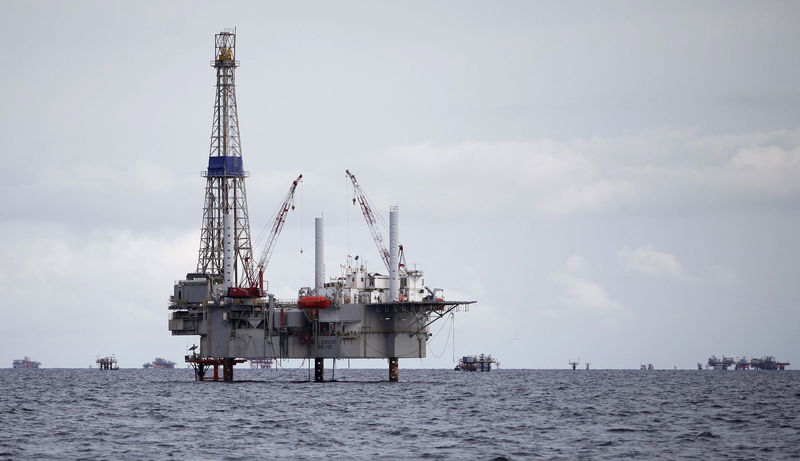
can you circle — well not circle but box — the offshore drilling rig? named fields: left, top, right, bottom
left=168, top=30, right=475, bottom=382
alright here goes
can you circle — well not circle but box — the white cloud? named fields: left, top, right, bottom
left=379, top=141, right=636, bottom=216
left=564, top=254, right=589, bottom=274
left=549, top=255, right=626, bottom=315
left=616, top=246, right=739, bottom=286
left=729, top=145, right=800, bottom=169
left=364, top=127, right=800, bottom=221
left=706, top=265, right=739, bottom=285
left=617, top=245, right=685, bottom=280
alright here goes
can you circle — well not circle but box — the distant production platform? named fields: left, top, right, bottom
left=168, top=30, right=474, bottom=382
left=703, top=355, right=790, bottom=370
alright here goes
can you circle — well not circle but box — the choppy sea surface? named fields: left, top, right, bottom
left=1, top=368, right=798, bottom=460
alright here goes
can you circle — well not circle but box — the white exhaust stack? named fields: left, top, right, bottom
left=223, top=211, right=234, bottom=291
left=315, top=216, right=324, bottom=291
left=389, top=206, right=399, bottom=302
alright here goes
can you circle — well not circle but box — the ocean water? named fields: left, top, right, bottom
left=1, top=368, right=798, bottom=460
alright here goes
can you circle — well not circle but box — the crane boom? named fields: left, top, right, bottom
left=249, top=174, right=302, bottom=290
left=344, top=169, right=410, bottom=275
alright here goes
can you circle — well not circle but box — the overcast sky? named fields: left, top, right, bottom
left=1, top=1, right=798, bottom=369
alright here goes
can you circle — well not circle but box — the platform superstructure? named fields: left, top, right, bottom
left=705, top=355, right=790, bottom=370
left=707, top=355, right=736, bottom=370
left=96, top=355, right=119, bottom=370
left=12, top=357, right=40, bottom=369
left=143, top=358, right=176, bottom=369
left=168, top=30, right=475, bottom=382
left=749, top=356, right=790, bottom=370
left=455, top=354, right=497, bottom=372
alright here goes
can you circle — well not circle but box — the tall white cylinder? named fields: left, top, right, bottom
left=223, top=211, right=234, bottom=291
left=315, top=217, right=324, bottom=290
left=389, top=206, right=399, bottom=302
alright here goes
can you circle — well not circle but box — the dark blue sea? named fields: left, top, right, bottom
left=1, top=368, right=798, bottom=460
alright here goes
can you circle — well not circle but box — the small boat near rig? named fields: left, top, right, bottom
left=143, top=358, right=176, bottom=369
left=12, top=357, right=40, bottom=369
left=455, top=354, right=497, bottom=372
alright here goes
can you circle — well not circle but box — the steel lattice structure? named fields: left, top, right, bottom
left=196, top=29, right=254, bottom=287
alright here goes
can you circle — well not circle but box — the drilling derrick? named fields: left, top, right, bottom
left=197, top=29, right=254, bottom=292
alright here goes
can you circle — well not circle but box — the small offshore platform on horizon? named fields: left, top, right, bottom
left=455, top=354, right=498, bottom=372
left=568, top=360, right=591, bottom=370
left=167, top=30, right=475, bottom=382
left=12, top=357, right=40, bottom=369
left=96, top=356, right=119, bottom=370
left=143, top=358, right=176, bottom=369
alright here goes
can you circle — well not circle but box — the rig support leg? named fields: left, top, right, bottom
left=223, top=358, right=234, bottom=382
left=389, top=357, right=399, bottom=382
left=213, top=364, right=220, bottom=381
left=314, top=358, right=324, bottom=382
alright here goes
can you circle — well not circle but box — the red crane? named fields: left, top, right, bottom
left=243, top=174, right=302, bottom=295
left=345, top=169, right=406, bottom=275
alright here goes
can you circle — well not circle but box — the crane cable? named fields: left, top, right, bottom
left=300, top=184, right=303, bottom=254
left=428, top=312, right=455, bottom=359
left=346, top=174, right=350, bottom=254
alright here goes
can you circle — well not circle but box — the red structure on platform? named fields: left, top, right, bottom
left=186, top=355, right=246, bottom=381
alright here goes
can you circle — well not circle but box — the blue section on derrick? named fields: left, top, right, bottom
left=207, top=156, right=244, bottom=177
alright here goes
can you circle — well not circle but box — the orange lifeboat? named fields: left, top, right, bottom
left=298, top=296, right=331, bottom=309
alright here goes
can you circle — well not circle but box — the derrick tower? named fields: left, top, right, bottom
left=197, top=29, right=254, bottom=290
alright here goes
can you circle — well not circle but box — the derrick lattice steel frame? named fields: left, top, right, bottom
left=196, top=29, right=254, bottom=286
